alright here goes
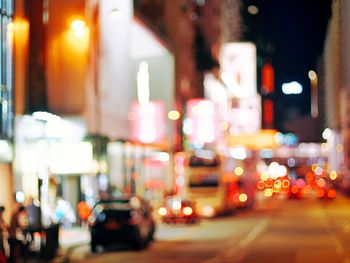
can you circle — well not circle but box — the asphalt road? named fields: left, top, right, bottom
left=68, top=194, right=350, bottom=263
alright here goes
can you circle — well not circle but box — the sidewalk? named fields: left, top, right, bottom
left=52, top=226, right=90, bottom=262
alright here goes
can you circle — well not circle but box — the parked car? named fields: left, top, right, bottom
left=88, top=195, right=155, bottom=252
left=158, top=196, right=199, bottom=224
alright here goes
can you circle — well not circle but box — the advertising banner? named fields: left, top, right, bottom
left=219, top=42, right=257, bottom=98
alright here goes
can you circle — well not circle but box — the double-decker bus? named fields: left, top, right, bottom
left=179, top=149, right=257, bottom=217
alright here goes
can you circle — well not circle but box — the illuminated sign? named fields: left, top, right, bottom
left=185, top=99, right=219, bottom=145
left=204, top=72, right=230, bottom=122
left=263, top=99, right=274, bottom=127
left=49, top=142, right=94, bottom=174
left=129, top=101, right=166, bottom=144
left=282, top=81, right=303, bottom=95
left=0, top=140, right=12, bottom=162
left=262, top=62, right=275, bottom=94
left=219, top=42, right=257, bottom=98
left=227, top=129, right=279, bottom=149
left=228, top=95, right=261, bottom=135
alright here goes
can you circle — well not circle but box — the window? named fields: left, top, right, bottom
left=0, top=0, right=14, bottom=139
left=189, top=155, right=220, bottom=167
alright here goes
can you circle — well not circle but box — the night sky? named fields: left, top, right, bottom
left=245, top=0, right=333, bottom=131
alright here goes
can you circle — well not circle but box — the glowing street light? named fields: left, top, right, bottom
left=282, top=81, right=303, bottom=95
left=308, top=70, right=318, bottom=118
left=247, top=5, right=259, bottom=15
left=70, top=19, right=87, bottom=38
left=168, top=110, right=180, bottom=120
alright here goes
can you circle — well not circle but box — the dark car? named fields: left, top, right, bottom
left=88, top=195, right=155, bottom=252
left=158, top=196, right=199, bottom=224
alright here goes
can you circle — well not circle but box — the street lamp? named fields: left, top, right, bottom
left=308, top=70, right=318, bottom=118
left=70, top=18, right=87, bottom=39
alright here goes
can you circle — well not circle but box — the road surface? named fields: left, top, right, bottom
left=68, top=194, right=350, bottom=263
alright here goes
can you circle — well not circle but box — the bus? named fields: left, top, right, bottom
left=179, top=149, right=257, bottom=217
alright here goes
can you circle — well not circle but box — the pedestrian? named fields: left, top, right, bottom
left=54, top=197, right=76, bottom=229
left=26, top=198, right=41, bottom=230
left=8, top=205, right=27, bottom=263
left=77, top=199, right=91, bottom=229
left=0, top=206, right=8, bottom=263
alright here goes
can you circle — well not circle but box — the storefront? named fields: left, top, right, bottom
left=14, top=114, right=97, bottom=225
left=0, top=140, right=14, bottom=221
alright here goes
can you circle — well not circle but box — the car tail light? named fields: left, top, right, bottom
left=158, top=207, right=168, bottom=216
left=291, top=185, right=299, bottom=194
left=327, top=189, right=336, bottom=199
left=183, top=206, right=193, bottom=216
left=316, top=188, right=326, bottom=198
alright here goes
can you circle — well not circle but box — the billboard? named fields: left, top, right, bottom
left=219, top=42, right=257, bottom=98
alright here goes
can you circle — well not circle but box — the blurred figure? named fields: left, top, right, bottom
left=0, top=206, right=9, bottom=263
left=26, top=198, right=41, bottom=229
left=8, top=205, right=28, bottom=263
left=77, top=199, right=91, bottom=229
left=54, top=197, right=76, bottom=229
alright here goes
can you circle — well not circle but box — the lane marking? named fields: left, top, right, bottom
left=225, top=218, right=269, bottom=257
left=321, top=205, right=346, bottom=256
left=202, top=218, right=269, bottom=263
left=330, top=234, right=344, bottom=255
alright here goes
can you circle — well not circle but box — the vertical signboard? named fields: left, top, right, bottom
left=185, top=99, right=219, bottom=145
left=130, top=101, right=166, bottom=144
left=218, top=42, right=261, bottom=136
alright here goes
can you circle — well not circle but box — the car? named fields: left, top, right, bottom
left=88, top=195, right=155, bottom=252
left=158, top=196, right=199, bottom=224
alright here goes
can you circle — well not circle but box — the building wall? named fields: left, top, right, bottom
left=0, top=0, right=15, bottom=219
left=323, top=0, right=350, bottom=184
left=16, top=0, right=88, bottom=115
left=13, top=0, right=29, bottom=115
left=339, top=0, right=350, bottom=177
left=164, top=1, right=198, bottom=101
left=46, top=0, right=88, bottom=114
left=0, top=164, right=14, bottom=221
left=87, top=0, right=134, bottom=139
left=323, top=0, right=341, bottom=130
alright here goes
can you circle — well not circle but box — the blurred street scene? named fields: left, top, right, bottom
left=0, top=0, right=349, bottom=262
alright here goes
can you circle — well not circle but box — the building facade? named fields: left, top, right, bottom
left=11, top=0, right=176, bottom=218
left=0, top=0, right=14, bottom=220
left=323, top=0, right=350, bottom=190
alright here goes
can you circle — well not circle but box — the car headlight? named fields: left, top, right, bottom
left=158, top=207, right=167, bottom=216
left=183, top=206, right=193, bottom=216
